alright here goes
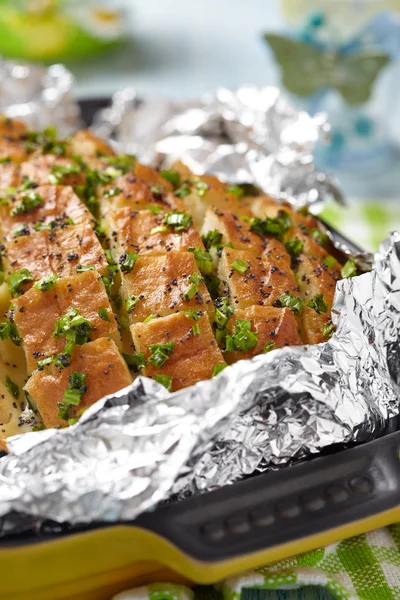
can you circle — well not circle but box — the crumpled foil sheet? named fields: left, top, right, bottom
left=0, top=66, right=398, bottom=536
left=0, top=58, right=80, bottom=134
left=92, top=86, right=344, bottom=208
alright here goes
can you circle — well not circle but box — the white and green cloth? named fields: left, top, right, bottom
left=113, top=201, right=400, bottom=600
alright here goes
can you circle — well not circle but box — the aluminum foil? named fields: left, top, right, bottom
left=0, top=67, right=399, bottom=535
left=92, top=86, right=344, bottom=208
left=0, top=58, right=80, bottom=134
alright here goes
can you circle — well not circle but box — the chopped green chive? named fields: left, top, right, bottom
left=311, top=228, right=329, bottom=248
left=184, top=309, right=203, bottom=321
left=225, top=319, right=258, bottom=352
left=98, top=307, right=110, bottom=321
left=151, top=184, right=163, bottom=197
left=58, top=372, right=87, bottom=421
left=104, top=187, right=121, bottom=199
left=154, top=374, right=173, bottom=391
left=174, top=184, right=191, bottom=198
left=323, top=255, right=338, bottom=268
left=250, top=210, right=292, bottom=239
left=163, top=211, right=192, bottom=232
left=202, top=229, right=223, bottom=250
left=214, top=297, right=234, bottom=328
left=183, top=272, right=204, bottom=301
left=147, top=204, right=163, bottom=215
left=102, top=154, right=136, bottom=174
left=227, top=185, right=245, bottom=199
left=144, top=314, right=157, bottom=323
left=212, top=363, right=228, bottom=377
left=10, top=192, right=44, bottom=217
left=204, top=273, right=221, bottom=299
left=8, top=268, right=34, bottom=296
left=231, top=258, right=249, bottom=274
left=5, top=376, right=19, bottom=399
left=12, top=224, right=30, bottom=238
left=123, top=352, right=147, bottom=371
left=53, top=308, right=92, bottom=347
left=277, top=291, right=305, bottom=315
left=160, top=169, right=181, bottom=188
left=119, top=251, right=139, bottom=274
left=33, top=273, right=59, bottom=292
left=125, top=295, right=141, bottom=313
left=341, top=258, right=357, bottom=279
left=37, top=357, right=54, bottom=369
left=322, top=322, right=337, bottom=339
left=192, top=323, right=200, bottom=336
left=48, top=163, right=82, bottom=184
left=0, top=321, right=21, bottom=346
left=76, top=264, right=96, bottom=273
left=148, top=341, right=175, bottom=367
left=285, top=239, right=303, bottom=259
left=0, top=156, right=11, bottom=164
left=263, top=341, right=275, bottom=353
left=193, top=180, right=208, bottom=197
left=188, top=246, right=213, bottom=274
left=308, top=293, right=328, bottom=314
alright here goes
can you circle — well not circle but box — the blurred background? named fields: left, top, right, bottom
left=1, top=0, right=400, bottom=250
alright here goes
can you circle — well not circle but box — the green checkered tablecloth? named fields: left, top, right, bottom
left=112, top=201, right=400, bottom=600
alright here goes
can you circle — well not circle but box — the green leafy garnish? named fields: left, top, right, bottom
left=175, top=184, right=191, bottom=198
left=214, top=297, right=234, bottom=328
left=310, top=228, right=329, bottom=248
left=160, top=169, right=181, bottom=188
left=102, top=154, right=136, bottom=174
left=58, top=372, right=87, bottom=421
left=227, top=185, right=245, bottom=199
left=225, top=319, right=258, bottom=352
left=323, top=255, right=338, bottom=268
left=103, top=187, right=121, bottom=199
left=263, top=341, right=275, bottom=353
left=163, top=211, right=192, bottom=232
left=184, top=309, right=203, bottom=321
left=119, top=251, right=139, bottom=274
left=154, top=374, right=173, bottom=391
left=193, top=180, right=208, bottom=197
left=192, top=323, right=200, bottom=336
left=37, top=357, right=54, bottom=369
left=147, top=204, right=163, bottom=215
left=250, top=210, right=292, bottom=239
left=212, top=363, right=228, bottom=377
left=76, top=265, right=96, bottom=274
left=8, top=269, right=34, bottom=296
left=204, top=273, right=220, bottom=299
left=48, top=163, right=82, bottom=184
left=285, top=239, right=303, bottom=259
left=144, top=314, right=157, bottom=323
left=0, top=156, right=11, bottom=164
left=148, top=341, right=175, bottom=367
left=277, top=291, right=305, bottom=315
left=0, top=321, right=21, bottom=346
left=10, top=192, right=44, bottom=217
left=125, top=295, right=141, bottom=313
left=183, top=272, right=204, bottom=301
left=5, top=376, right=19, bottom=399
left=12, top=224, right=30, bottom=238
left=33, top=274, right=59, bottom=292
left=308, top=293, right=328, bottom=314
left=123, top=352, right=147, bottom=371
left=188, top=246, right=213, bottom=274
left=231, top=258, right=249, bottom=275
left=341, top=258, right=357, bottom=279
left=202, top=229, right=223, bottom=250
left=322, top=322, right=337, bottom=340
left=53, top=308, right=92, bottom=347
left=98, top=307, right=110, bottom=321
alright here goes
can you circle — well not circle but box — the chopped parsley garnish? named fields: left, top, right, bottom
left=193, top=180, right=208, bottom=197
left=119, top=251, right=139, bottom=274
left=147, top=204, right=163, bottom=215
left=225, top=319, right=258, bottom=352
left=125, top=295, right=141, bottom=313
left=263, top=341, right=275, bottom=353
left=10, top=191, right=44, bottom=216
left=183, top=272, right=204, bottom=301
left=202, top=229, right=223, bottom=250
left=48, top=163, right=82, bottom=184
left=323, top=255, right=338, bottom=268
left=104, top=187, right=121, bottom=198
left=311, top=228, right=329, bottom=248
left=163, top=211, right=192, bottom=232
left=192, top=323, right=200, bottom=336
left=175, top=184, right=191, bottom=198
left=277, top=291, right=305, bottom=315
left=0, top=156, right=11, bottom=164
left=33, top=273, right=59, bottom=292
left=160, top=169, right=181, bottom=188
left=8, top=269, right=34, bottom=296
left=212, top=363, right=228, bottom=377
left=58, top=372, right=87, bottom=421
left=154, top=374, right=173, bottom=391
left=34, top=217, right=74, bottom=232
left=53, top=308, right=92, bottom=348
left=341, top=257, right=357, bottom=279
left=148, top=341, right=175, bottom=367
left=184, top=309, right=203, bottom=321
left=231, top=257, right=249, bottom=274
left=5, top=376, right=19, bottom=399
left=0, top=321, right=21, bottom=346
left=188, top=246, right=213, bottom=274
left=227, top=185, right=245, bottom=199
left=322, top=322, right=337, bottom=340
left=250, top=210, right=292, bottom=239
left=308, top=293, right=328, bottom=314
left=123, top=352, right=147, bottom=371
left=76, top=265, right=96, bottom=273
left=214, top=297, right=234, bottom=327
left=98, top=307, right=110, bottom=321
left=285, top=239, right=303, bottom=259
